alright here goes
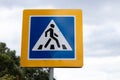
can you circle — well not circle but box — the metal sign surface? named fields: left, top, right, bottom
left=21, top=9, right=83, bottom=67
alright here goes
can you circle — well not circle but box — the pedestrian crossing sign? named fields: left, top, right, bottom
left=21, top=9, right=83, bottom=67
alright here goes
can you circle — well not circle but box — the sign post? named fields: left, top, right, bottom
left=49, top=68, right=54, bottom=80
left=21, top=9, right=83, bottom=67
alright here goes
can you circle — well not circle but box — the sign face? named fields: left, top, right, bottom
left=21, top=9, right=83, bottom=67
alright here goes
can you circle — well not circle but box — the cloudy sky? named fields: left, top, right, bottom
left=0, top=0, right=120, bottom=80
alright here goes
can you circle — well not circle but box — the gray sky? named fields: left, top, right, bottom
left=0, top=0, right=120, bottom=80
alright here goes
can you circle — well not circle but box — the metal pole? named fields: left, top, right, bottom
left=49, top=68, right=54, bottom=80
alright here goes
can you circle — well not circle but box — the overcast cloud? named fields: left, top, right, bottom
left=0, top=0, right=120, bottom=80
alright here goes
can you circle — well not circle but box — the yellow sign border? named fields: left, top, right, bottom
left=21, top=9, right=83, bottom=67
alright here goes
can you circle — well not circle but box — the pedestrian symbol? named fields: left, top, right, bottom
left=32, top=20, right=72, bottom=51
left=45, top=23, right=60, bottom=48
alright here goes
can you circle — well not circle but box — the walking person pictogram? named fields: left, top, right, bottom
left=44, top=24, right=60, bottom=48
